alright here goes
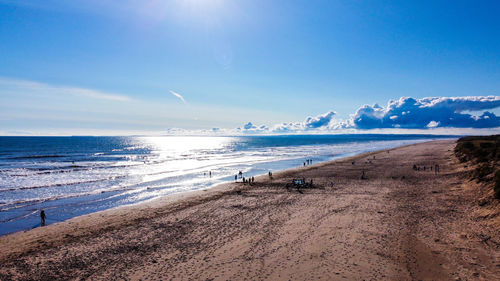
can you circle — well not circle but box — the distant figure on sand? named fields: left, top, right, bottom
left=268, top=171, right=273, bottom=179
left=235, top=175, right=237, bottom=182
left=209, top=171, right=212, bottom=178
left=435, top=164, right=440, bottom=174
left=251, top=176, right=254, bottom=183
left=40, top=210, right=46, bottom=226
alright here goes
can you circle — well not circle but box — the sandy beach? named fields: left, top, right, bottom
left=1, top=139, right=499, bottom=280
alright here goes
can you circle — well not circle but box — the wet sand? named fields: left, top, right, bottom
left=1, top=140, right=500, bottom=280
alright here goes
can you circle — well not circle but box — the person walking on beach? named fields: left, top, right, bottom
left=235, top=175, right=237, bottom=182
left=40, top=210, right=46, bottom=227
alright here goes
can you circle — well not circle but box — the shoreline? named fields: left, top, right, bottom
left=0, top=140, right=451, bottom=254
left=0, top=142, right=386, bottom=238
left=0, top=137, right=440, bottom=237
left=2, top=139, right=499, bottom=280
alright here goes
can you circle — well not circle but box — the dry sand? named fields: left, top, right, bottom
left=1, top=140, right=500, bottom=280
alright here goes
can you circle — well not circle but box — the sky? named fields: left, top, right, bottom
left=1, top=0, right=500, bottom=135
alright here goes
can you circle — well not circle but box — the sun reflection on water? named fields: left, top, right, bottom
left=139, top=136, right=235, bottom=155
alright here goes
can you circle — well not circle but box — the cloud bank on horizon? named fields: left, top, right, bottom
left=238, top=96, right=500, bottom=134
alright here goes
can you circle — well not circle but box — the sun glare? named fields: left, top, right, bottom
left=177, top=0, right=225, bottom=12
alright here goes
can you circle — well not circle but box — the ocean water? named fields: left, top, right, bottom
left=0, top=135, right=455, bottom=235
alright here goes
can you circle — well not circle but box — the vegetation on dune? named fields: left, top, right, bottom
left=455, top=135, right=500, bottom=199
left=495, top=170, right=500, bottom=199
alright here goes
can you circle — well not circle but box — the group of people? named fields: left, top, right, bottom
left=242, top=176, right=255, bottom=184
left=413, top=164, right=440, bottom=174
left=303, top=159, right=313, bottom=166
left=235, top=170, right=256, bottom=185
left=235, top=171, right=243, bottom=182
left=235, top=174, right=255, bottom=184
left=288, top=177, right=314, bottom=189
left=233, top=170, right=270, bottom=185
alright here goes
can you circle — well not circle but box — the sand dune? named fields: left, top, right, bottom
left=1, top=140, right=499, bottom=280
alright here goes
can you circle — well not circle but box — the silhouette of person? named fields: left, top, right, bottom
left=40, top=210, right=46, bottom=227
left=235, top=175, right=237, bottom=182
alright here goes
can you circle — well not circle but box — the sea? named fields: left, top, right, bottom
left=0, top=134, right=456, bottom=235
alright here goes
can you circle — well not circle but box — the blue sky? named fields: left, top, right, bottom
left=1, top=0, right=500, bottom=135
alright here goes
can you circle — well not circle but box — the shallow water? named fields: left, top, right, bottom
left=0, top=134, right=455, bottom=235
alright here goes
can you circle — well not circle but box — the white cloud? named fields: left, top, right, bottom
left=238, top=111, right=338, bottom=134
left=426, top=121, right=440, bottom=128
left=237, top=122, right=269, bottom=133
left=304, top=111, right=336, bottom=129
left=0, top=77, right=131, bottom=102
left=169, top=90, right=187, bottom=104
left=238, top=96, right=500, bottom=135
left=352, top=96, right=500, bottom=129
